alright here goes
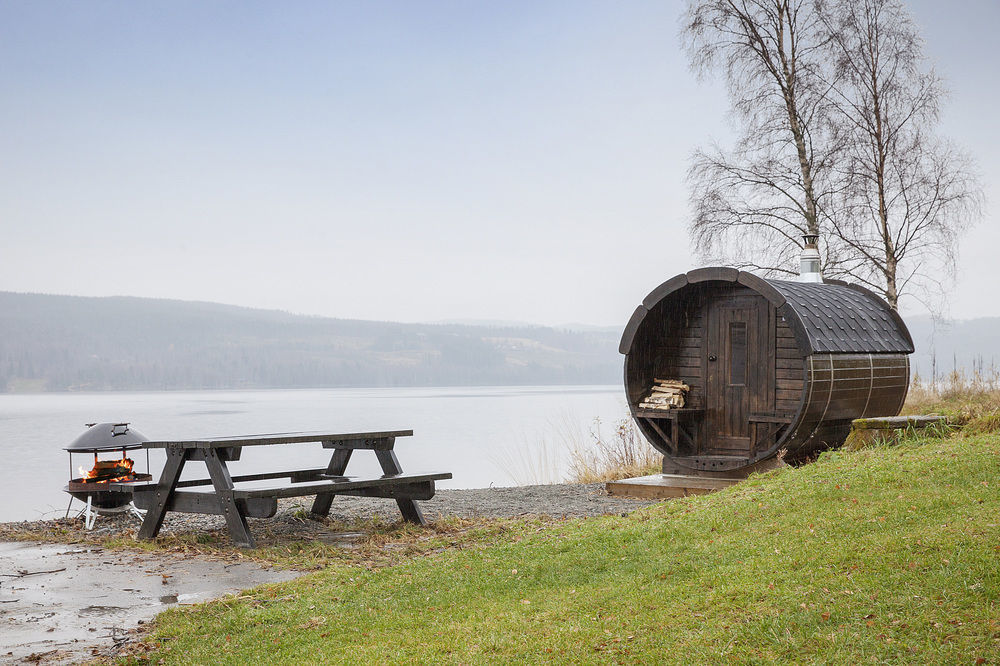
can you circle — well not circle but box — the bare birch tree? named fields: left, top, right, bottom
left=682, top=0, right=847, bottom=277
left=818, top=0, right=983, bottom=310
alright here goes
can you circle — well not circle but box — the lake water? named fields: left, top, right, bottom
left=0, top=385, right=626, bottom=523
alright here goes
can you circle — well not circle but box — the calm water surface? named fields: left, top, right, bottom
left=0, top=385, right=625, bottom=522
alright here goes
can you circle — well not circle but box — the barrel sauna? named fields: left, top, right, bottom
left=619, top=268, right=914, bottom=476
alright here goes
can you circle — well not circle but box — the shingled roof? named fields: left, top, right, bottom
left=619, top=267, right=915, bottom=356
left=766, top=279, right=914, bottom=354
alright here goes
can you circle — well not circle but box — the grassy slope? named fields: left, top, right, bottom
left=139, top=433, right=1000, bottom=664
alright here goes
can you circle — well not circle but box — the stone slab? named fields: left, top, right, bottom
left=606, top=474, right=740, bottom=499
left=851, top=415, right=948, bottom=430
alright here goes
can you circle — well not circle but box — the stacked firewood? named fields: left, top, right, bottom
left=638, top=378, right=689, bottom=410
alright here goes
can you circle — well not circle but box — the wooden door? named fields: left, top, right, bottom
left=704, top=295, right=771, bottom=456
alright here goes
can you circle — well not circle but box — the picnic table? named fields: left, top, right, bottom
left=128, top=430, right=451, bottom=548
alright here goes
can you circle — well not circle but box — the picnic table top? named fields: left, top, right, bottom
left=142, top=429, right=414, bottom=449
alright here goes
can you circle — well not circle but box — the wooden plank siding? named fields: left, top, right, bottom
left=622, top=269, right=911, bottom=476
left=774, top=315, right=805, bottom=414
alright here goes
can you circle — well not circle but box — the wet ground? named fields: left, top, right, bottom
left=0, top=542, right=299, bottom=664
left=0, top=484, right=658, bottom=663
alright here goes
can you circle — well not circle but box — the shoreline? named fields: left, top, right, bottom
left=1, top=482, right=657, bottom=544
left=0, top=483, right=657, bottom=663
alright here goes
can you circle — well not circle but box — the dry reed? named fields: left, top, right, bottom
left=904, top=367, right=1000, bottom=435
left=566, top=417, right=661, bottom=484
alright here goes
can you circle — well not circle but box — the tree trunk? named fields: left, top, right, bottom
left=775, top=1, right=820, bottom=237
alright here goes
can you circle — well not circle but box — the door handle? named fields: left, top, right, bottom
left=708, top=354, right=717, bottom=362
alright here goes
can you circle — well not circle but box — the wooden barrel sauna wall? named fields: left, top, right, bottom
left=619, top=268, right=914, bottom=476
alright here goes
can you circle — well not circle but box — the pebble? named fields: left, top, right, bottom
left=3, top=484, right=659, bottom=545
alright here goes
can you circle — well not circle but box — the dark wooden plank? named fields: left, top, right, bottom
left=736, top=271, right=786, bottom=306
left=171, top=467, right=329, bottom=489
left=132, top=489, right=277, bottom=518
left=748, top=414, right=793, bottom=424
left=375, top=449, right=426, bottom=525
left=659, top=337, right=704, bottom=352
left=619, top=305, right=649, bottom=354
left=776, top=319, right=797, bottom=339
left=137, top=446, right=187, bottom=541
left=204, top=448, right=255, bottom=548
left=336, top=481, right=437, bottom=501
left=311, top=448, right=353, bottom=517
left=687, top=267, right=739, bottom=283
left=643, top=417, right=676, bottom=455
left=233, top=472, right=452, bottom=500
left=661, top=346, right=702, bottom=359
left=322, top=437, right=395, bottom=450
left=186, top=446, right=242, bottom=461
left=641, top=274, right=689, bottom=310
left=776, top=337, right=799, bottom=349
left=142, top=430, right=414, bottom=449
left=776, top=388, right=803, bottom=402
left=775, top=378, right=805, bottom=391
left=633, top=408, right=704, bottom=419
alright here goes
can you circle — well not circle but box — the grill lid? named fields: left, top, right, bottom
left=64, top=422, right=149, bottom=452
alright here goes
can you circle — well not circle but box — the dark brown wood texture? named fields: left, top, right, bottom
left=781, top=353, right=910, bottom=461
left=135, top=431, right=451, bottom=547
left=142, top=430, right=414, bottom=449
left=623, top=273, right=907, bottom=475
left=704, top=294, right=771, bottom=455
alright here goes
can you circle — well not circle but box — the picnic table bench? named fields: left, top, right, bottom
left=127, top=430, right=451, bottom=548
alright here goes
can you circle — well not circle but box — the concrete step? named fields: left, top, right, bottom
left=606, top=473, right=741, bottom=499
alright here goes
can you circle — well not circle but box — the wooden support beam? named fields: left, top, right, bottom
left=644, top=418, right=677, bottom=456
left=375, top=449, right=426, bottom=525
left=133, top=489, right=277, bottom=518
left=204, top=448, right=255, bottom=549
left=137, top=446, right=187, bottom=541
left=311, top=448, right=352, bottom=517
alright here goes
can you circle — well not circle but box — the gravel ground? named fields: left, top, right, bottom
left=2, top=484, right=659, bottom=546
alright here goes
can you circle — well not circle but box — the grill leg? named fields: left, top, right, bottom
left=310, top=449, right=352, bottom=518
left=64, top=496, right=74, bottom=520
left=375, top=449, right=426, bottom=526
left=129, top=502, right=145, bottom=522
left=84, top=495, right=96, bottom=530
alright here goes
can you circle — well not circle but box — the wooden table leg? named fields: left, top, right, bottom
left=204, top=449, right=255, bottom=548
left=137, top=446, right=187, bottom=540
left=374, top=449, right=426, bottom=526
left=311, top=448, right=352, bottom=518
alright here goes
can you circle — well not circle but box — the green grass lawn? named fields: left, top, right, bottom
left=131, top=431, right=1000, bottom=664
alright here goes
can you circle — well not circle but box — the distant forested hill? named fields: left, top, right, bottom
left=0, top=292, right=621, bottom=392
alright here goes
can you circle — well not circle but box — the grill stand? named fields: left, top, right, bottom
left=66, top=494, right=146, bottom=531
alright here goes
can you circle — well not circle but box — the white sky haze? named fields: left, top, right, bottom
left=1, top=1, right=997, bottom=327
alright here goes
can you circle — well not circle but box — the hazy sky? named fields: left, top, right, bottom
left=1, top=1, right=996, bottom=327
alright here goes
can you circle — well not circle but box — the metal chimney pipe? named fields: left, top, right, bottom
left=799, top=234, right=823, bottom=283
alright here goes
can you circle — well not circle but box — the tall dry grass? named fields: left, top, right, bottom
left=501, top=367, right=1000, bottom=488
left=904, top=367, right=1000, bottom=435
left=565, top=417, right=662, bottom=483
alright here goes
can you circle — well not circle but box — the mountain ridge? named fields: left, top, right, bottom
left=1, top=291, right=994, bottom=393
left=0, top=291, right=622, bottom=392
